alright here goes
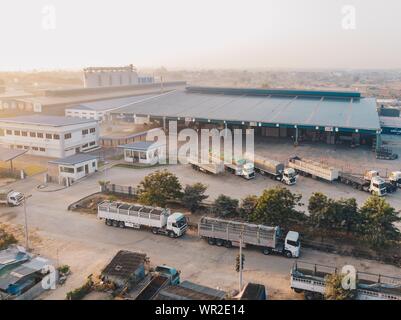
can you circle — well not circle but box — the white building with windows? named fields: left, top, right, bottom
left=0, top=115, right=100, bottom=158
left=48, top=153, right=98, bottom=186
left=118, top=141, right=166, bottom=165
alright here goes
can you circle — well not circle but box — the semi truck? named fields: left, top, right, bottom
left=290, top=261, right=401, bottom=300
left=288, top=156, right=339, bottom=182
left=338, top=171, right=388, bottom=196
left=389, top=171, right=401, bottom=188
left=224, top=158, right=255, bottom=180
left=198, top=216, right=301, bottom=258
left=0, top=189, right=24, bottom=207
left=188, top=156, right=225, bottom=175
left=97, top=201, right=188, bottom=238
left=252, top=155, right=297, bottom=185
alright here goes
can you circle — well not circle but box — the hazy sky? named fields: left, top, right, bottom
left=1, top=0, right=401, bottom=71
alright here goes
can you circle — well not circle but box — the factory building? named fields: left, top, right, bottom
left=0, top=115, right=99, bottom=158
left=111, top=86, right=382, bottom=150
left=83, top=65, right=139, bottom=88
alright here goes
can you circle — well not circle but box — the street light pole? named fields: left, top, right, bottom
left=239, top=232, right=243, bottom=292
left=23, top=194, right=32, bottom=250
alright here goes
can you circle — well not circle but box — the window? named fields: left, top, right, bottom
left=23, top=146, right=29, bottom=150
left=82, top=143, right=88, bottom=149
left=77, top=166, right=84, bottom=173
left=89, top=141, right=96, bottom=146
left=53, top=134, right=60, bottom=140
left=14, top=130, right=20, bottom=136
left=30, top=132, right=36, bottom=138
left=6, top=130, right=12, bottom=135
left=82, top=129, right=88, bottom=135
left=64, top=133, right=72, bottom=139
left=90, top=128, right=96, bottom=133
left=22, top=131, right=27, bottom=137
left=140, top=152, right=147, bottom=160
left=92, top=161, right=96, bottom=168
left=32, top=147, right=39, bottom=151
left=46, top=133, right=52, bottom=139
left=37, top=133, right=43, bottom=138
left=40, top=148, right=45, bottom=152
left=60, top=167, right=74, bottom=173
left=17, top=145, right=23, bottom=149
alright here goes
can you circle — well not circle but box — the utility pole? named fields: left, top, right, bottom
left=23, top=194, right=32, bottom=250
left=239, top=232, right=243, bottom=292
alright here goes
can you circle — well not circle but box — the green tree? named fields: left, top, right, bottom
left=308, top=192, right=330, bottom=228
left=181, top=183, right=209, bottom=213
left=251, top=187, right=303, bottom=227
left=137, top=170, right=182, bottom=207
left=213, top=194, right=239, bottom=217
left=324, top=273, right=356, bottom=300
left=239, top=195, right=258, bottom=219
left=359, top=196, right=401, bottom=247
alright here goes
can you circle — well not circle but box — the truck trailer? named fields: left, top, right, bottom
left=338, top=170, right=388, bottom=196
left=253, top=155, right=297, bottom=185
left=97, top=201, right=188, bottom=238
left=188, top=156, right=225, bottom=175
left=291, top=261, right=401, bottom=300
left=288, top=156, right=339, bottom=182
left=0, top=189, right=24, bottom=207
left=198, top=216, right=300, bottom=258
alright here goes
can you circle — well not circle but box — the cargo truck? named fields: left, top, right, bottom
left=97, top=201, right=188, bottom=238
left=188, top=156, right=225, bottom=175
left=288, top=156, right=339, bottom=182
left=291, top=261, right=401, bottom=300
left=389, top=171, right=401, bottom=188
left=252, top=155, right=297, bottom=185
left=338, top=170, right=387, bottom=196
left=0, top=189, right=24, bottom=207
left=224, top=158, right=255, bottom=180
left=198, top=216, right=300, bottom=258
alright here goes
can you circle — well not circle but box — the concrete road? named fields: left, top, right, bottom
left=1, top=165, right=401, bottom=300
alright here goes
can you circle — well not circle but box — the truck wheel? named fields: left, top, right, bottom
left=112, top=220, right=119, bottom=227
left=119, top=221, right=125, bottom=228
left=304, top=292, right=315, bottom=300
left=224, top=241, right=232, bottom=248
left=262, top=248, right=271, bottom=255
left=168, top=231, right=176, bottom=238
left=216, top=239, right=224, bottom=246
left=207, top=238, right=216, bottom=245
left=105, top=219, right=112, bottom=226
left=294, top=288, right=303, bottom=294
left=285, top=251, right=293, bottom=258
left=152, top=228, right=158, bottom=234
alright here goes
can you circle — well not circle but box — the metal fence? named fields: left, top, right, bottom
left=103, top=183, right=137, bottom=196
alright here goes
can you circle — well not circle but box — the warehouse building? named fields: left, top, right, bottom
left=0, top=115, right=99, bottom=158
left=112, top=86, right=382, bottom=149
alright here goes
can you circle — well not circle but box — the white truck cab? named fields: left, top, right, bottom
left=0, top=190, right=24, bottom=206
left=284, top=231, right=301, bottom=258
left=389, top=171, right=401, bottom=187
left=167, top=213, right=188, bottom=237
left=282, top=168, right=297, bottom=185
left=242, top=162, right=255, bottom=179
left=369, top=176, right=387, bottom=196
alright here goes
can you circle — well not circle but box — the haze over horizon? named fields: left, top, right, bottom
left=1, top=0, right=401, bottom=71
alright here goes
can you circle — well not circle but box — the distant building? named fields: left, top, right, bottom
left=119, top=141, right=166, bottom=165
left=83, top=65, right=139, bottom=88
left=0, top=115, right=99, bottom=158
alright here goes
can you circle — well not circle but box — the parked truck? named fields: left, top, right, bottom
left=291, top=261, right=401, bottom=300
left=388, top=171, right=401, bottom=188
left=97, top=201, right=188, bottom=238
left=338, top=170, right=388, bottom=196
left=288, top=156, right=339, bottom=182
left=0, top=189, right=24, bottom=207
left=198, top=216, right=300, bottom=258
left=224, top=158, right=255, bottom=180
left=252, top=155, right=297, bottom=185
left=188, top=156, right=225, bottom=175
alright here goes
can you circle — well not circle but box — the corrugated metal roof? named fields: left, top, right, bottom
left=101, top=250, right=146, bottom=282
left=0, top=115, right=97, bottom=127
left=118, top=141, right=159, bottom=151
left=68, top=94, right=163, bottom=112
left=49, top=153, right=98, bottom=165
left=114, top=88, right=380, bottom=131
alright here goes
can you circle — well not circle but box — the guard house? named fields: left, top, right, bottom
left=48, top=153, right=98, bottom=186
left=118, top=141, right=166, bottom=165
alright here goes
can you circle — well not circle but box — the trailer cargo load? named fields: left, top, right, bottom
left=288, top=156, right=339, bottom=182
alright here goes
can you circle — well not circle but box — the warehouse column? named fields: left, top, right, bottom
left=376, top=132, right=382, bottom=151
left=163, top=117, right=166, bottom=131
left=294, top=126, right=299, bottom=146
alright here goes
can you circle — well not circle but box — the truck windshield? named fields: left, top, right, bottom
left=174, top=217, right=187, bottom=228
left=287, top=240, right=300, bottom=247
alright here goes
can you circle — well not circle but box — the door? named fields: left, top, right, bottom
left=85, top=164, right=89, bottom=174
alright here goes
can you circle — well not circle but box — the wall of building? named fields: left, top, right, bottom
left=84, top=66, right=139, bottom=88
left=65, top=108, right=107, bottom=122
left=58, top=159, right=98, bottom=184
left=0, top=121, right=100, bottom=158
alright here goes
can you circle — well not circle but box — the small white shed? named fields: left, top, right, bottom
left=49, top=153, right=98, bottom=186
left=119, top=141, right=165, bottom=165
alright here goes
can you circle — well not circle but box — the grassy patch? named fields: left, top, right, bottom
left=0, top=227, right=18, bottom=250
